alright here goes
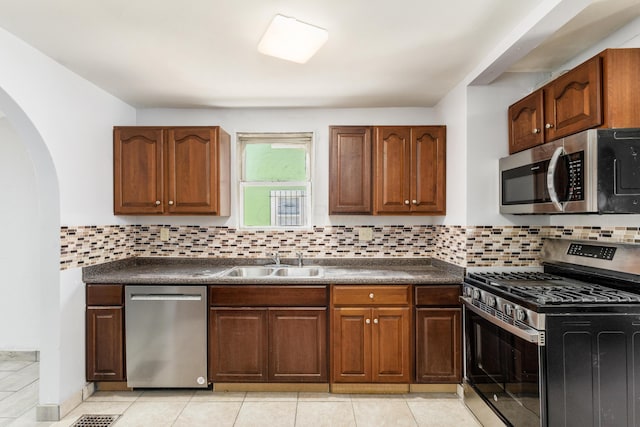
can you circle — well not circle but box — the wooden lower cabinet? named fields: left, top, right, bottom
left=415, top=308, right=461, bottom=383
left=86, top=307, right=125, bottom=381
left=414, top=284, right=462, bottom=384
left=209, top=309, right=268, bottom=382
left=269, top=309, right=327, bottom=382
left=209, top=304, right=328, bottom=382
left=86, top=284, right=125, bottom=382
left=331, top=307, right=410, bottom=383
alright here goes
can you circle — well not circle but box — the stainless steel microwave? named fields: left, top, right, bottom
left=499, top=128, right=640, bottom=214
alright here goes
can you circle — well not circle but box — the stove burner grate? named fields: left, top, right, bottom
left=510, top=284, right=640, bottom=304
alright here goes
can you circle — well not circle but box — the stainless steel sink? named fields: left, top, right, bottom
left=224, top=267, right=277, bottom=277
left=223, top=266, right=323, bottom=278
left=273, top=267, right=322, bottom=277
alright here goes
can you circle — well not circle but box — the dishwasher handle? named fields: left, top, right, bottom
left=130, top=293, right=203, bottom=301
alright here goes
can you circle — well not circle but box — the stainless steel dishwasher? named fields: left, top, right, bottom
left=125, top=285, right=207, bottom=388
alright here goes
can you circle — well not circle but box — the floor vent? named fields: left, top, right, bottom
left=71, top=414, right=120, bottom=427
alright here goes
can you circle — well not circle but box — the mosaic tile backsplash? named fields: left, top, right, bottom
left=60, top=224, right=640, bottom=270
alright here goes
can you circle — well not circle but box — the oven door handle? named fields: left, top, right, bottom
left=546, top=146, right=564, bottom=212
left=461, top=297, right=544, bottom=346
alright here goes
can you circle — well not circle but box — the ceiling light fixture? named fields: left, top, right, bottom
left=258, top=14, right=328, bottom=64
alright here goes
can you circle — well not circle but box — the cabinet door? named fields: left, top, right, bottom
left=544, top=56, right=602, bottom=141
left=329, top=126, right=372, bottom=214
left=374, top=126, right=411, bottom=213
left=411, top=126, right=446, bottom=214
left=86, top=307, right=125, bottom=381
left=209, top=308, right=268, bottom=382
left=508, top=91, right=544, bottom=154
left=269, top=309, right=327, bottom=382
left=113, top=127, right=164, bottom=214
left=331, top=308, right=371, bottom=382
left=166, top=127, right=219, bottom=214
left=415, top=308, right=461, bottom=383
left=371, top=307, right=410, bottom=383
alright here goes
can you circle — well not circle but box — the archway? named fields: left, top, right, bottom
left=0, top=87, right=61, bottom=415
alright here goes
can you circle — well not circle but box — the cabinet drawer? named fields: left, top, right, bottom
left=86, top=284, right=123, bottom=306
left=332, top=285, right=411, bottom=306
left=209, top=286, right=327, bottom=307
left=415, top=285, right=461, bottom=307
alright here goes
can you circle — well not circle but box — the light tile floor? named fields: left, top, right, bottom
left=0, top=363, right=482, bottom=427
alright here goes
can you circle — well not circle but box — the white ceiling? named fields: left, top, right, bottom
left=0, top=0, right=638, bottom=109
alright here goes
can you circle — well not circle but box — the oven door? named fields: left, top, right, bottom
left=463, top=302, right=545, bottom=427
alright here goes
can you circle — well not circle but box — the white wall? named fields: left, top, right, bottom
left=434, top=82, right=468, bottom=225
left=136, top=107, right=448, bottom=227
left=466, top=72, right=551, bottom=226
left=0, top=117, right=40, bottom=351
left=0, top=25, right=136, bottom=416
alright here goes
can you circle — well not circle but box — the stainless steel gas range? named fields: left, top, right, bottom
left=461, top=239, right=640, bottom=427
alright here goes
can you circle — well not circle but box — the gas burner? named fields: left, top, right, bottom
left=469, top=271, right=563, bottom=283
left=510, top=284, right=640, bottom=304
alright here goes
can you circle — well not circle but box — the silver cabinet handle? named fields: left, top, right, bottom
left=533, top=128, right=540, bottom=134
left=404, top=200, right=410, bottom=205
left=168, top=201, right=174, bottom=205
left=373, top=318, right=379, bottom=324
left=546, top=146, right=564, bottom=212
left=131, top=294, right=202, bottom=301
left=155, top=200, right=161, bottom=205
left=412, top=199, right=417, bottom=204
left=365, top=318, right=371, bottom=324
left=369, top=293, right=374, bottom=299
left=545, top=123, right=554, bottom=129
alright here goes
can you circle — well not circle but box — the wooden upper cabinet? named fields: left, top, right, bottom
left=374, top=126, right=446, bottom=215
left=508, top=91, right=545, bottom=154
left=412, top=126, right=446, bottom=214
left=113, top=127, right=165, bottom=214
left=374, top=126, right=412, bottom=213
left=329, top=126, right=372, bottom=214
left=508, top=48, right=640, bottom=153
left=114, top=126, right=230, bottom=215
left=543, top=55, right=602, bottom=141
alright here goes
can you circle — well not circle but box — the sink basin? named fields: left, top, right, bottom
left=273, top=267, right=322, bottom=277
left=224, top=267, right=277, bottom=277
left=222, top=266, right=323, bottom=278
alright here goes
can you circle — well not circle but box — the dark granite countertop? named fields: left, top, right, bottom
left=82, top=257, right=464, bottom=285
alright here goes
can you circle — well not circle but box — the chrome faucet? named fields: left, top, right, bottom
left=296, top=252, right=303, bottom=267
left=271, top=252, right=281, bottom=265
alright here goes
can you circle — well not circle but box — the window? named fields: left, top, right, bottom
left=238, top=133, right=312, bottom=228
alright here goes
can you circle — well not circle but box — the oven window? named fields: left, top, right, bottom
left=465, top=308, right=541, bottom=427
left=502, top=160, right=550, bottom=205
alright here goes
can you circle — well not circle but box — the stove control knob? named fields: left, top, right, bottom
left=504, top=304, right=514, bottom=316
left=516, top=309, right=526, bottom=322
left=486, top=295, right=496, bottom=308
left=464, top=287, right=473, bottom=297
left=472, top=289, right=481, bottom=300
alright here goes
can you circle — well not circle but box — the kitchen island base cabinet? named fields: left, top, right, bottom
left=86, top=284, right=125, bottom=382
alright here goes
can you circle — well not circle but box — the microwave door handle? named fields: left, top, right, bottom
left=546, top=146, right=564, bottom=211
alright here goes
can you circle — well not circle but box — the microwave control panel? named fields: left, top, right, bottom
left=566, top=152, right=584, bottom=201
